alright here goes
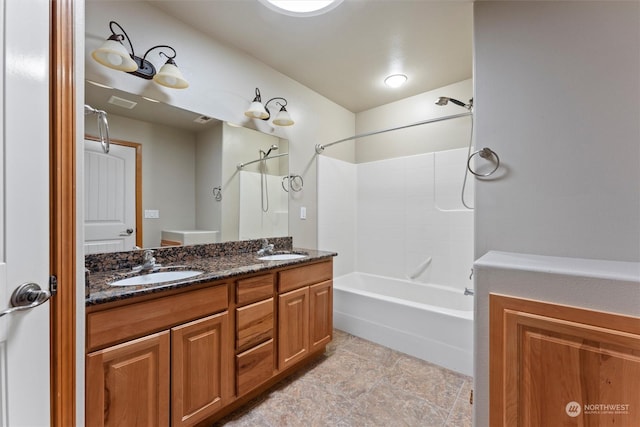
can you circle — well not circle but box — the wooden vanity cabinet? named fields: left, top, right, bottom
left=86, top=282, right=232, bottom=427
left=86, top=258, right=334, bottom=426
left=278, top=261, right=333, bottom=371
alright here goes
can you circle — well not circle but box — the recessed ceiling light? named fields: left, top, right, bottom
left=258, top=0, right=343, bottom=17
left=384, top=74, right=408, bottom=88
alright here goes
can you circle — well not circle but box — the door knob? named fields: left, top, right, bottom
left=0, top=283, right=51, bottom=318
left=119, top=228, right=134, bottom=236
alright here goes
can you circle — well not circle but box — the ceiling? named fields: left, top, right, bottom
left=85, top=83, right=222, bottom=132
left=146, top=0, right=473, bottom=113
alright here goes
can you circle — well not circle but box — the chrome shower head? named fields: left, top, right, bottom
left=263, top=144, right=279, bottom=157
left=435, top=97, right=473, bottom=110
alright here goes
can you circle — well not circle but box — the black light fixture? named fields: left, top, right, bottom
left=92, top=21, right=189, bottom=89
left=244, top=88, right=294, bottom=126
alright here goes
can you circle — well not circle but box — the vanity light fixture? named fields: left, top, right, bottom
left=92, top=21, right=189, bottom=89
left=244, top=88, right=294, bottom=126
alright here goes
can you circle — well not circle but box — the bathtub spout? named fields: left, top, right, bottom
left=464, top=287, right=474, bottom=296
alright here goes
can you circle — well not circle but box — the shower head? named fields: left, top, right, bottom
left=435, top=97, right=473, bottom=110
left=263, top=144, right=279, bottom=157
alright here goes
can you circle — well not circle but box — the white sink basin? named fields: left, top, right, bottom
left=110, top=270, right=203, bottom=286
left=258, top=254, right=307, bottom=261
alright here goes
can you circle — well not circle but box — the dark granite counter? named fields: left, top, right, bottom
left=85, top=238, right=336, bottom=306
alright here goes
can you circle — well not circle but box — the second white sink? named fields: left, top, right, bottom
left=110, top=270, right=203, bottom=286
left=258, top=254, right=307, bottom=261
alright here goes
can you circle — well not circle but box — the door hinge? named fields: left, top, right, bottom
left=49, top=275, right=58, bottom=297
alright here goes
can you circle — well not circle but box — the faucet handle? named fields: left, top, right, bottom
left=143, top=249, right=155, bottom=261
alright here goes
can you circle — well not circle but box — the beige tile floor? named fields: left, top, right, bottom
left=214, top=329, right=473, bottom=427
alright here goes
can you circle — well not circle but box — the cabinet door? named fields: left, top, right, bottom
left=310, top=280, right=333, bottom=353
left=86, top=331, right=170, bottom=427
left=490, top=294, right=640, bottom=427
left=171, top=312, right=231, bottom=427
left=278, top=286, right=309, bottom=370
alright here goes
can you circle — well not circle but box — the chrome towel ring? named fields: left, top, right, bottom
left=468, top=147, right=500, bottom=177
left=212, top=186, right=222, bottom=201
left=282, top=174, right=304, bottom=192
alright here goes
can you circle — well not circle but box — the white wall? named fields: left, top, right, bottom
left=474, top=1, right=640, bottom=262
left=195, top=122, right=223, bottom=233
left=85, top=1, right=355, bottom=249
left=355, top=79, right=472, bottom=163
left=473, top=2, right=640, bottom=426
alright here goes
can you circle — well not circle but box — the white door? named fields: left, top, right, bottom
left=0, top=0, right=51, bottom=425
left=84, top=140, right=136, bottom=253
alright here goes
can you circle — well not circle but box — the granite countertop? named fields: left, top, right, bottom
left=86, top=245, right=336, bottom=306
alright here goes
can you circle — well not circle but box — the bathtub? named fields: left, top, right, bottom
left=333, top=272, right=474, bottom=376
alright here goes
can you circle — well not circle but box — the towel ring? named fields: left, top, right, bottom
left=282, top=175, right=304, bottom=192
left=212, top=186, right=222, bottom=201
left=468, top=147, right=500, bottom=177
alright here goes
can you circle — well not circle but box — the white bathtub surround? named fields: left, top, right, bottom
left=317, top=156, right=357, bottom=278
left=238, top=170, right=288, bottom=240
left=334, top=272, right=474, bottom=376
left=319, top=148, right=475, bottom=375
left=319, top=148, right=474, bottom=291
left=473, top=251, right=640, bottom=427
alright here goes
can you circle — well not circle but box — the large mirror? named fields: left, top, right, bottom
left=84, top=82, right=289, bottom=254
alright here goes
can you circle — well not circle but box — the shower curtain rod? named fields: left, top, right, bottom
left=237, top=152, right=289, bottom=170
left=315, top=111, right=472, bottom=154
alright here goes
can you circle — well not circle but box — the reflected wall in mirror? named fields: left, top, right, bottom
left=84, top=82, right=289, bottom=254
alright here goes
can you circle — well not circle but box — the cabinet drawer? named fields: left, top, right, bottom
left=236, top=298, right=274, bottom=353
left=278, top=260, right=332, bottom=293
left=87, top=284, right=228, bottom=351
left=236, top=339, right=274, bottom=397
left=236, top=274, right=274, bottom=306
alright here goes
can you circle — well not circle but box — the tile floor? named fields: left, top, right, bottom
left=214, top=329, right=473, bottom=426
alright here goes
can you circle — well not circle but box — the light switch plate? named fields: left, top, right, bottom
left=144, top=209, right=160, bottom=219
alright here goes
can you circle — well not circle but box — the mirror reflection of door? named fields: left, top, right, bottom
left=84, top=139, right=137, bottom=253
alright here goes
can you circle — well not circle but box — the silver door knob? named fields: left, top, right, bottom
left=119, top=228, right=134, bottom=236
left=0, top=283, right=51, bottom=318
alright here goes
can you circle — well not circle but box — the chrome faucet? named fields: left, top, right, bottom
left=257, top=239, right=275, bottom=256
left=133, top=249, right=160, bottom=273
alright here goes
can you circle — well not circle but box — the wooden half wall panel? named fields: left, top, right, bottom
left=490, top=294, right=640, bottom=427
